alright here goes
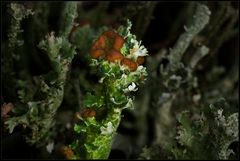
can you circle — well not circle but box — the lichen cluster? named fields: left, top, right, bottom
left=69, top=20, right=148, bottom=159
left=1, top=2, right=238, bottom=160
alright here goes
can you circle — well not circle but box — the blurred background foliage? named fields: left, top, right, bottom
left=1, top=1, right=239, bottom=159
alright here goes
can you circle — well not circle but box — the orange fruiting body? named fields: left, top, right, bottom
left=61, top=146, right=75, bottom=159
left=81, top=108, right=96, bottom=118
left=103, top=30, right=118, bottom=39
left=121, top=58, right=138, bottom=71
left=137, top=56, right=145, bottom=65
left=90, top=30, right=144, bottom=73
left=113, top=36, right=125, bottom=51
left=106, top=50, right=124, bottom=62
left=90, top=49, right=105, bottom=59
left=97, top=35, right=107, bottom=49
left=92, top=36, right=106, bottom=50
left=90, top=30, right=125, bottom=60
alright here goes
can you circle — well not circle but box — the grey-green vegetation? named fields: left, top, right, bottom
left=1, top=1, right=238, bottom=160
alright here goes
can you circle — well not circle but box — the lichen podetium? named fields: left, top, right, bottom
left=68, top=20, right=148, bottom=159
